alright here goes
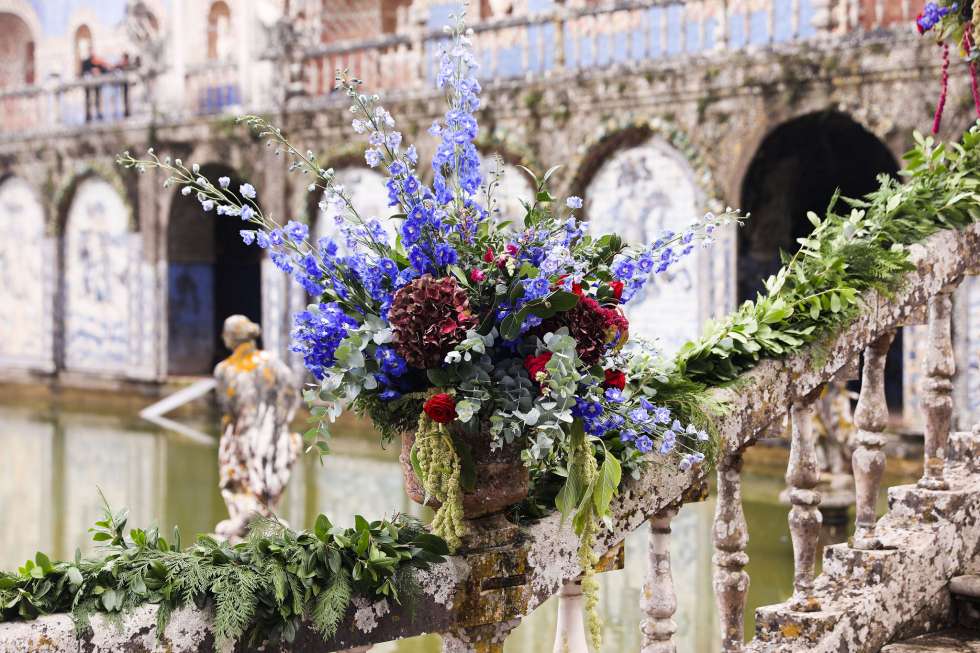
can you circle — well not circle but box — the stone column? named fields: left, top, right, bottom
left=552, top=580, right=589, bottom=653
left=641, top=505, right=679, bottom=653
left=851, top=329, right=894, bottom=550
left=786, top=397, right=822, bottom=611
left=713, top=452, right=749, bottom=653
left=919, top=288, right=956, bottom=491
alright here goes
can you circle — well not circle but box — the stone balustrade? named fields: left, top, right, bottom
left=1, top=219, right=976, bottom=652
left=0, top=0, right=921, bottom=138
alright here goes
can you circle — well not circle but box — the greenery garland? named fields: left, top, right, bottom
left=676, top=128, right=980, bottom=386
left=0, top=497, right=447, bottom=646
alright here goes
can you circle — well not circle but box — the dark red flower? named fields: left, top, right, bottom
left=604, top=369, right=626, bottom=390
left=524, top=352, right=553, bottom=381
left=424, top=393, right=457, bottom=424
left=483, top=247, right=495, bottom=263
left=389, top=275, right=477, bottom=368
left=470, top=268, right=486, bottom=283
left=537, top=296, right=629, bottom=365
left=505, top=243, right=519, bottom=256
left=610, top=280, right=624, bottom=300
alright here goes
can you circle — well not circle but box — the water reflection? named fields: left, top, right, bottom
left=0, top=387, right=915, bottom=652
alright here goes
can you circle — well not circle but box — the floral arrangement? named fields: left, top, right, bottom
left=120, top=13, right=737, bottom=645
left=915, top=1, right=980, bottom=131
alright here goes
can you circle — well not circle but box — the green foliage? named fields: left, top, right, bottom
left=677, top=127, right=980, bottom=385
left=0, top=497, right=448, bottom=647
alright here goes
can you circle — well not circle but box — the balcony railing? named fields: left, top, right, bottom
left=0, top=72, right=145, bottom=136
left=296, top=0, right=919, bottom=95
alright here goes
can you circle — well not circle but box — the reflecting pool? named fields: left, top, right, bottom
left=0, top=385, right=918, bottom=652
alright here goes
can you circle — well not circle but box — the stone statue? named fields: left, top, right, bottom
left=214, top=315, right=301, bottom=540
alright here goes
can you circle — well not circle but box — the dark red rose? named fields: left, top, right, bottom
left=610, top=280, right=624, bottom=300
left=604, top=369, right=626, bottom=390
left=424, top=393, right=457, bottom=424
left=524, top=352, right=553, bottom=381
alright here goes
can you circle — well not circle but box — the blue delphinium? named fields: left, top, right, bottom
left=290, top=303, right=360, bottom=380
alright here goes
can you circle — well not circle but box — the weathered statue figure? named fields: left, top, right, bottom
left=213, top=315, right=301, bottom=540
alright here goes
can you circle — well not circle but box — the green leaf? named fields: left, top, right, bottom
left=592, top=451, right=622, bottom=517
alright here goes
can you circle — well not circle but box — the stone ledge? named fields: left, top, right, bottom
left=2, top=223, right=977, bottom=652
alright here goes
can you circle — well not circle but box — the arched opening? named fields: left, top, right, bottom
left=578, top=129, right=707, bottom=353
left=167, top=165, right=262, bottom=375
left=0, top=176, right=47, bottom=367
left=738, top=111, right=903, bottom=411
left=207, top=1, right=232, bottom=61
left=0, top=12, right=34, bottom=88
left=74, top=25, right=94, bottom=76
left=61, top=175, right=133, bottom=375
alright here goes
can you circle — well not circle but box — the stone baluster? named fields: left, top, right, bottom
left=553, top=10, right=566, bottom=72
left=786, top=396, right=823, bottom=611
left=641, top=505, right=679, bottom=653
left=714, top=452, right=749, bottom=653
left=552, top=580, right=589, bottom=653
left=715, top=0, right=729, bottom=51
left=919, top=288, right=956, bottom=491
left=660, top=5, right=670, bottom=56
left=742, top=8, right=751, bottom=48
left=791, top=0, right=802, bottom=37
left=851, top=329, right=895, bottom=549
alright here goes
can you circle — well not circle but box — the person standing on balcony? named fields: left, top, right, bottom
left=78, top=37, right=109, bottom=122
left=213, top=315, right=302, bottom=541
left=115, top=53, right=135, bottom=117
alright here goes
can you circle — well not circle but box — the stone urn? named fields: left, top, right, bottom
left=398, top=424, right=529, bottom=519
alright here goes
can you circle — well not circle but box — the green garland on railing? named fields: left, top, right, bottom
left=0, top=496, right=448, bottom=646
left=677, top=127, right=980, bottom=386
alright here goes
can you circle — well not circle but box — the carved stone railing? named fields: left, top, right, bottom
left=1, top=220, right=976, bottom=652
left=0, top=73, right=147, bottom=136
left=293, top=0, right=920, bottom=96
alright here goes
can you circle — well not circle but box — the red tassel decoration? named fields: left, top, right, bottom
left=964, top=24, right=980, bottom=119
left=932, top=43, right=950, bottom=135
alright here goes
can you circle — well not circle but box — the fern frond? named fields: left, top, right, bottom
left=311, top=570, right=352, bottom=639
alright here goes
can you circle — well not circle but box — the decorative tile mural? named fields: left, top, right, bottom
left=585, top=137, right=704, bottom=353
left=63, top=177, right=132, bottom=374
left=0, top=177, right=50, bottom=370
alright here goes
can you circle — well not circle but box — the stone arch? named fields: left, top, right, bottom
left=0, top=174, right=52, bottom=370
left=207, top=0, right=233, bottom=61
left=166, top=163, right=263, bottom=375
left=570, top=119, right=726, bottom=353
left=0, top=8, right=35, bottom=88
left=57, top=171, right=136, bottom=375
left=737, top=110, right=904, bottom=411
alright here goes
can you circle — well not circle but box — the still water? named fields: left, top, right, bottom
left=0, top=385, right=916, bottom=652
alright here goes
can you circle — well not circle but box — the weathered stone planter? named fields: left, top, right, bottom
left=399, top=426, right=529, bottom=519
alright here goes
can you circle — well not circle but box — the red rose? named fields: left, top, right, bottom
left=604, top=369, right=626, bottom=390
left=610, top=280, right=624, bottom=300
left=483, top=247, right=495, bottom=263
left=423, top=393, right=457, bottom=424
left=470, top=268, right=486, bottom=283
left=524, top=352, right=553, bottom=381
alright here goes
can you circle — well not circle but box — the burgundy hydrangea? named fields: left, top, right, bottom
left=541, top=296, right=629, bottom=365
left=389, top=274, right=477, bottom=368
